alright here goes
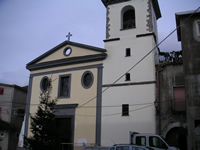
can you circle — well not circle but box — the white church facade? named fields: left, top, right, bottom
left=25, top=0, right=161, bottom=149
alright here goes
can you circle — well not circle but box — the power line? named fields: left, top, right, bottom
left=0, top=97, right=185, bottom=117
left=58, top=103, right=155, bottom=117
left=78, top=6, right=200, bottom=108
left=78, top=102, right=154, bottom=108
left=57, top=97, right=186, bottom=117
left=76, top=98, right=185, bottom=117
left=75, top=104, right=154, bottom=117
left=1, top=7, right=199, bottom=118
left=103, top=104, right=153, bottom=117
left=0, top=100, right=151, bottom=108
left=0, top=96, right=186, bottom=116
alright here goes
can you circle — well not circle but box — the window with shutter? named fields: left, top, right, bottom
left=173, top=87, right=185, bottom=112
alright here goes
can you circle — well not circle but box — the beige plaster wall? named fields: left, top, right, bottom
left=28, top=64, right=100, bottom=146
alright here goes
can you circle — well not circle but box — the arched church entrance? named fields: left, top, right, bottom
left=165, top=127, right=187, bottom=150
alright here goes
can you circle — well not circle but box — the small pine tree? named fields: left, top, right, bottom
left=25, top=79, right=59, bottom=150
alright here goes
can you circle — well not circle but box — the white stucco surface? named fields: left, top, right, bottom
left=101, top=0, right=158, bottom=146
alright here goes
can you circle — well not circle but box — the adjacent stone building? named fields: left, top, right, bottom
left=0, top=83, right=27, bottom=150
left=155, top=9, right=200, bottom=150
left=176, top=10, right=200, bottom=150
left=156, top=59, right=187, bottom=150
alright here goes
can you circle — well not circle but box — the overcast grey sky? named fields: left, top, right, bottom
left=0, top=0, right=200, bottom=86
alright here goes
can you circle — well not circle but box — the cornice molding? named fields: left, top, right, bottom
left=104, top=38, right=120, bottom=42
left=27, top=40, right=106, bottom=67
left=26, top=53, right=107, bottom=71
left=102, top=81, right=156, bottom=87
left=102, top=0, right=130, bottom=7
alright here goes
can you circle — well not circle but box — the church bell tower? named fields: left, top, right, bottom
left=101, top=0, right=161, bottom=146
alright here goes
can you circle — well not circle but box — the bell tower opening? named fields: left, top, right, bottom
left=121, top=5, right=135, bottom=29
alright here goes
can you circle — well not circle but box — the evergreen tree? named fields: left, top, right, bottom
left=25, top=79, right=59, bottom=150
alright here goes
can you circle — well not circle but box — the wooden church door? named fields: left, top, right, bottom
left=56, top=117, right=73, bottom=150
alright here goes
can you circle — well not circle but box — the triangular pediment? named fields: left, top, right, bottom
left=26, top=41, right=107, bottom=71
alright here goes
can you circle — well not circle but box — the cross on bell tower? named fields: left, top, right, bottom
left=66, top=32, right=72, bottom=41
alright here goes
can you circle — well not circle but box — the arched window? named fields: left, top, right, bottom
left=121, top=6, right=135, bottom=29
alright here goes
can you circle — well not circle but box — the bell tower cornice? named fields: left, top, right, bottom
left=101, top=0, right=130, bottom=7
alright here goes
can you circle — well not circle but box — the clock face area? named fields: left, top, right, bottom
left=63, top=47, right=72, bottom=56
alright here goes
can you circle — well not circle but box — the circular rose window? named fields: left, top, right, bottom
left=63, top=47, right=72, bottom=56
left=81, top=71, right=94, bottom=89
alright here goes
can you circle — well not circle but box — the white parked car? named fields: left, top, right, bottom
left=130, top=132, right=179, bottom=150
left=108, top=144, right=154, bottom=150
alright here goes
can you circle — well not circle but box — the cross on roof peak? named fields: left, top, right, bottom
left=66, top=32, right=72, bottom=41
